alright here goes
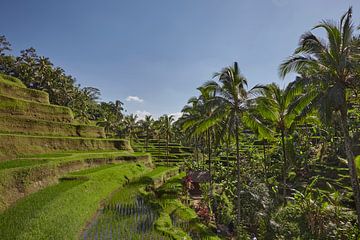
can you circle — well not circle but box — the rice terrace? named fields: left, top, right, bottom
left=2, top=1, right=360, bottom=239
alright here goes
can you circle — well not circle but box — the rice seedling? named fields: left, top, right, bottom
left=83, top=195, right=169, bottom=239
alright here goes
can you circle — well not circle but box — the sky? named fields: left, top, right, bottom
left=1, top=0, right=360, bottom=120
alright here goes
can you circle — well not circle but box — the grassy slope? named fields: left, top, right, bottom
left=0, top=151, right=150, bottom=211
left=0, top=151, right=149, bottom=170
left=0, top=115, right=105, bottom=138
left=0, top=134, right=132, bottom=161
left=0, top=73, right=26, bottom=88
left=0, top=78, right=49, bottom=104
left=0, top=162, right=151, bottom=240
left=0, top=95, right=73, bottom=122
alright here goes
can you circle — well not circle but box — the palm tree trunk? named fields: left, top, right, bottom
left=145, top=129, right=149, bottom=152
left=263, top=140, right=267, bottom=161
left=263, top=140, right=267, bottom=179
left=226, top=133, right=230, bottom=165
left=340, top=108, right=360, bottom=228
left=207, top=129, right=212, bottom=188
left=158, top=134, right=161, bottom=157
left=281, top=129, right=287, bottom=202
left=235, top=120, right=241, bottom=225
left=195, top=136, right=199, bottom=164
left=166, top=132, right=169, bottom=166
left=202, top=135, right=206, bottom=170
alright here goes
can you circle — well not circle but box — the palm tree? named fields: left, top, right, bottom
left=279, top=7, right=360, bottom=226
left=251, top=82, right=314, bottom=200
left=124, top=114, right=138, bottom=145
left=178, top=96, right=203, bottom=166
left=179, top=85, right=222, bottom=184
left=140, top=115, right=154, bottom=152
left=159, top=114, right=174, bottom=166
left=97, top=101, right=124, bottom=136
left=208, top=62, right=249, bottom=225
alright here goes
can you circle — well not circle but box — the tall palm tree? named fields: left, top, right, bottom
left=208, top=62, right=249, bottom=225
left=279, top=7, right=360, bottom=226
left=141, top=115, right=154, bottom=152
left=251, top=82, right=314, bottom=200
left=159, top=114, right=174, bottom=166
left=179, top=85, right=221, bottom=184
left=178, top=96, right=203, bottom=166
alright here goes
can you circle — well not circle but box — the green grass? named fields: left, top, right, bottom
left=0, top=151, right=151, bottom=211
left=82, top=166, right=178, bottom=239
left=0, top=134, right=132, bottom=161
left=0, top=94, right=73, bottom=123
left=0, top=159, right=50, bottom=170
left=0, top=162, right=150, bottom=240
left=0, top=132, right=127, bottom=141
left=0, top=115, right=105, bottom=138
left=0, top=74, right=26, bottom=88
left=0, top=78, right=49, bottom=104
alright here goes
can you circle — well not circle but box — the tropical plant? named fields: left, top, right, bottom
left=279, top=7, right=360, bottom=226
left=158, top=114, right=174, bottom=166
left=252, top=82, right=315, bottom=200
left=207, top=62, right=250, bottom=225
left=123, top=114, right=138, bottom=144
left=138, top=115, right=154, bottom=151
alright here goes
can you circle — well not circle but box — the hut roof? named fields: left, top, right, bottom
left=187, top=170, right=211, bottom=183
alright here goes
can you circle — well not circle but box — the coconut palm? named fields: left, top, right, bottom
left=252, top=82, right=315, bottom=200
left=158, top=114, right=174, bottom=166
left=124, top=114, right=138, bottom=145
left=179, top=84, right=222, bottom=183
left=206, top=62, right=249, bottom=225
left=279, top=7, right=360, bottom=226
left=138, top=115, right=154, bottom=151
left=178, top=96, right=203, bottom=165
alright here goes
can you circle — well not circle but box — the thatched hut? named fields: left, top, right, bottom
left=186, top=170, right=211, bottom=199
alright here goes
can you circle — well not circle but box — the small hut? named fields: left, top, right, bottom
left=186, top=170, right=211, bottom=199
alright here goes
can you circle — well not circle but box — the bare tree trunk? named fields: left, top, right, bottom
left=340, top=108, right=360, bottom=228
left=281, top=129, right=287, bottom=202
left=235, top=120, right=241, bottom=225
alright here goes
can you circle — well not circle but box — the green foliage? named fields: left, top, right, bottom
left=0, top=162, right=150, bottom=240
left=271, top=179, right=358, bottom=239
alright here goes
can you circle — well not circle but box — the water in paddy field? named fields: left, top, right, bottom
left=83, top=196, right=170, bottom=240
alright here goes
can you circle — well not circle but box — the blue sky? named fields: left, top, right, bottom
left=1, top=0, right=360, bottom=119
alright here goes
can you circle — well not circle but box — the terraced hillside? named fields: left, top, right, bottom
left=0, top=74, right=223, bottom=239
left=0, top=73, right=149, bottom=212
left=133, top=137, right=193, bottom=166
